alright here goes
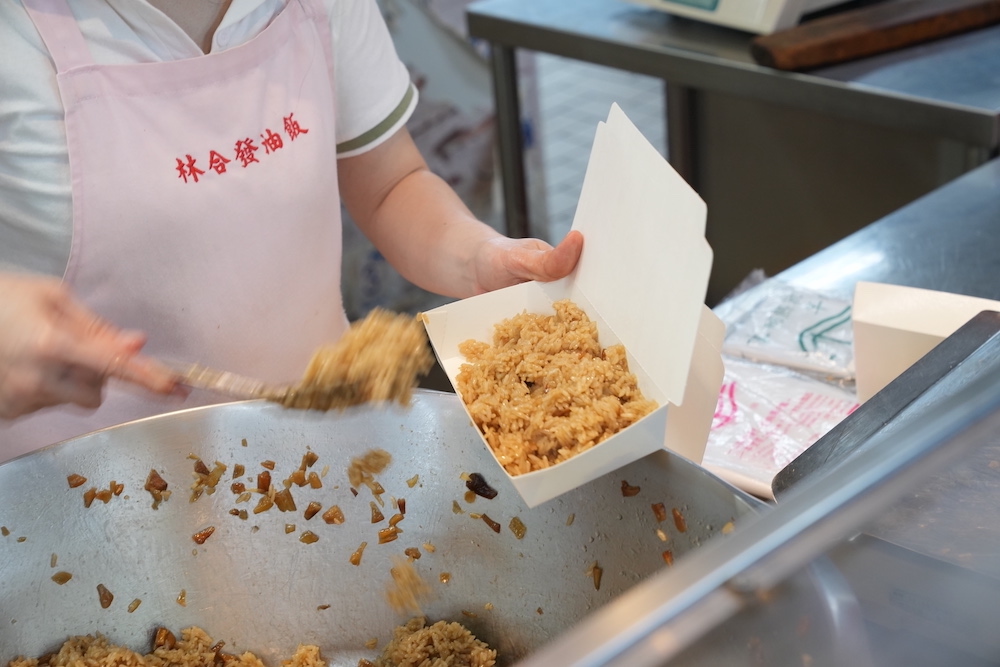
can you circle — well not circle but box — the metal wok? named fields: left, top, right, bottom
left=0, top=391, right=867, bottom=665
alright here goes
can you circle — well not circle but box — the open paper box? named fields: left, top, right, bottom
left=853, top=281, right=1000, bottom=402
left=422, top=104, right=721, bottom=507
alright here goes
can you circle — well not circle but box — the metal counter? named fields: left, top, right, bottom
left=468, top=0, right=1000, bottom=302
left=777, top=155, right=1000, bottom=300
left=518, top=159, right=1000, bottom=665
left=770, top=158, right=1000, bottom=665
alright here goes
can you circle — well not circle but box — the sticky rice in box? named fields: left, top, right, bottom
left=422, top=104, right=721, bottom=507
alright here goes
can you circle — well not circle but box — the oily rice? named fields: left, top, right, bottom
left=375, top=617, right=496, bottom=667
left=11, top=620, right=494, bottom=667
left=278, top=309, right=434, bottom=410
left=384, top=557, right=433, bottom=616
left=7, top=627, right=323, bottom=667
left=456, top=299, right=658, bottom=475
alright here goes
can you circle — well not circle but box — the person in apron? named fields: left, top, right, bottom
left=0, top=0, right=583, bottom=460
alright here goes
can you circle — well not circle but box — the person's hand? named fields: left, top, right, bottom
left=0, top=273, right=180, bottom=419
left=473, top=230, right=584, bottom=294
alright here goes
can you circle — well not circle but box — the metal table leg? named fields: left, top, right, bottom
left=489, top=43, right=530, bottom=239
left=666, top=83, right=699, bottom=192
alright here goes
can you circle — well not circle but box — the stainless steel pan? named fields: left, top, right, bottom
left=0, top=391, right=864, bottom=665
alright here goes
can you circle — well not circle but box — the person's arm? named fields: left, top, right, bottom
left=338, top=127, right=583, bottom=299
left=0, top=272, right=180, bottom=419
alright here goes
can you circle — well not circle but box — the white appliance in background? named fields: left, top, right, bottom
left=625, top=0, right=854, bottom=34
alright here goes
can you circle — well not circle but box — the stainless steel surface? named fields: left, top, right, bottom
left=817, top=22, right=1000, bottom=115
left=664, top=83, right=697, bottom=189
left=768, top=159, right=1000, bottom=571
left=774, top=311, right=1000, bottom=503
left=778, top=156, right=1000, bottom=302
left=520, top=343, right=1000, bottom=666
left=468, top=0, right=1000, bottom=145
left=770, top=155, right=1000, bottom=502
left=0, top=391, right=863, bottom=665
left=468, top=0, right=1000, bottom=239
left=491, top=43, right=529, bottom=239
left=759, top=157, right=1000, bottom=664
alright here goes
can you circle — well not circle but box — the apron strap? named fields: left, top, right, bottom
left=22, top=0, right=94, bottom=73
left=297, top=0, right=337, bottom=101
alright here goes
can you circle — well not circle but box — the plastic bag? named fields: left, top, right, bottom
left=719, top=279, right=855, bottom=379
left=703, top=357, right=858, bottom=499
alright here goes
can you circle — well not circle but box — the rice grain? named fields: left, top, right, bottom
left=456, top=300, right=657, bottom=475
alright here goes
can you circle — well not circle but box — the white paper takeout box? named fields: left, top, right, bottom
left=422, top=104, right=721, bottom=507
left=853, top=282, right=1000, bottom=402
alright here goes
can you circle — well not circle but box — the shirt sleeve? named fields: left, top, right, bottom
left=328, top=0, right=418, bottom=158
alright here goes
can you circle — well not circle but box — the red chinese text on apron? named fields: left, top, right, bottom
left=5, top=0, right=349, bottom=459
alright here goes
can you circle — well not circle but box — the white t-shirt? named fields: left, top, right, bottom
left=0, top=0, right=417, bottom=276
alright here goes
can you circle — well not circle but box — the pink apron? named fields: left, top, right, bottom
left=4, top=0, right=349, bottom=459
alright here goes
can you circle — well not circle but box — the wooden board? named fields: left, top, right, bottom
left=752, top=0, right=1000, bottom=71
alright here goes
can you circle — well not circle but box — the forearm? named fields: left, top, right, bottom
left=339, top=127, right=582, bottom=300
left=353, top=167, right=500, bottom=298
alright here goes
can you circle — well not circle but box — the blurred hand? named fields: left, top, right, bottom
left=473, top=230, right=584, bottom=294
left=0, top=273, right=180, bottom=419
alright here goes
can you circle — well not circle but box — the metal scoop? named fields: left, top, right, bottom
left=168, top=361, right=362, bottom=409
left=167, top=308, right=434, bottom=411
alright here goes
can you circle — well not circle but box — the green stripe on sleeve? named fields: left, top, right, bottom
left=337, top=83, right=415, bottom=154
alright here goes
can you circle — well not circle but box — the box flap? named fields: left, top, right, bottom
left=569, top=104, right=711, bottom=405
